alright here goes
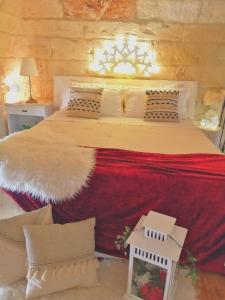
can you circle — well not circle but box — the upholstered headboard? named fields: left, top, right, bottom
left=54, top=76, right=198, bottom=117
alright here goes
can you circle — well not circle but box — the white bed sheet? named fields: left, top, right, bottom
left=49, top=110, right=197, bottom=128
left=46, top=111, right=219, bottom=154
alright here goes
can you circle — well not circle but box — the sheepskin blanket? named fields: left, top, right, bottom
left=0, top=124, right=95, bottom=202
left=0, top=259, right=197, bottom=300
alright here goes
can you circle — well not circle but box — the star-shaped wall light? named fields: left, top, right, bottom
left=90, top=36, right=160, bottom=78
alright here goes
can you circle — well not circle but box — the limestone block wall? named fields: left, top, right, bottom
left=0, top=0, right=225, bottom=104
left=0, top=0, right=24, bottom=103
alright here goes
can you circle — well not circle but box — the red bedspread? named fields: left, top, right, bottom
left=4, top=148, right=225, bottom=274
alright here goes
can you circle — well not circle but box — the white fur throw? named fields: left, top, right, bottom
left=0, top=123, right=95, bottom=202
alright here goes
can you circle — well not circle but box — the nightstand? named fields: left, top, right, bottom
left=201, top=127, right=222, bottom=148
left=5, top=103, right=53, bottom=134
left=198, top=126, right=222, bottom=148
left=193, top=120, right=222, bottom=148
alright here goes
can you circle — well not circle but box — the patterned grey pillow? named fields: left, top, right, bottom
left=66, top=87, right=103, bottom=119
left=144, top=90, right=179, bottom=122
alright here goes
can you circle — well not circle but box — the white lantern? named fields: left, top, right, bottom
left=125, top=211, right=187, bottom=300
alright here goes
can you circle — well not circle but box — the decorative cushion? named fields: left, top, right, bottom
left=125, top=86, right=191, bottom=119
left=66, top=87, right=103, bottom=119
left=0, top=205, right=53, bottom=286
left=23, top=217, right=99, bottom=299
left=144, top=90, right=179, bottom=122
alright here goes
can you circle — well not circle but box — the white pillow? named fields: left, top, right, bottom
left=101, top=89, right=124, bottom=117
left=61, top=88, right=71, bottom=109
left=178, top=87, right=193, bottom=119
left=125, top=86, right=193, bottom=119
left=0, top=205, right=53, bottom=286
left=24, top=218, right=99, bottom=299
left=62, top=87, right=124, bottom=117
left=124, top=89, right=146, bottom=118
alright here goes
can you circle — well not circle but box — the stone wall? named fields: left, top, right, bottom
left=0, top=0, right=24, bottom=103
left=1, top=0, right=225, bottom=103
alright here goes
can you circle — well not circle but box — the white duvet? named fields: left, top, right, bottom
left=48, top=111, right=219, bottom=154
left=0, top=112, right=219, bottom=202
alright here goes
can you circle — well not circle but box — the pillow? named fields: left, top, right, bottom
left=0, top=205, right=53, bottom=286
left=144, top=90, right=179, bottom=122
left=101, top=89, right=124, bottom=117
left=24, top=217, right=99, bottom=299
left=66, top=87, right=103, bottom=119
left=124, top=89, right=146, bottom=118
left=125, top=86, right=192, bottom=119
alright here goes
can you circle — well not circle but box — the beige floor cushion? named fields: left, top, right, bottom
left=0, top=205, right=53, bottom=285
left=24, top=217, right=99, bottom=299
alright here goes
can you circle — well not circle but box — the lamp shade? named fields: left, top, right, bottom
left=20, top=57, right=38, bottom=76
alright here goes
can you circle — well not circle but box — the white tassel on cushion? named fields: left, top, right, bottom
left=27, top=257, right=99, bottom=282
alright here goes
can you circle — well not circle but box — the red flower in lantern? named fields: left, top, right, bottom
left=149, top=287, right=164, bottom=300
left=160, top=270, right=167, bottom=282
left=140, top=283, right=152, bottom=300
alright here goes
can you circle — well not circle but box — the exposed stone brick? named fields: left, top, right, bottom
left=199, top=0, right=225, bottom=23
left=0, top=0, right=24, bottom=17
left=137, top=0, right=201, bottom=23
left=84, top=21, right=140, bottom=38
left=140, top=22, right=184, bottom=41
left=23, top=0, right=63, bottom=19
left=47, top=60, right=89, bottom=76
left=63, top=0, right=136, bottom=20
left=0, top=12, right=23, bottom=34
left=13, top=37, right=52, bottom=59
left=23, top=20, right=84, bottom=40
left=51, top=39, right=92, bottom=61
left=0, top=33, right=15, bottom=57
left=183, top=24, right=225, bottom=43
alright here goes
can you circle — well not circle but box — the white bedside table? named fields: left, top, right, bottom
left=201, top=127, right=222, bottom=148
left=5, top=103, right=53, bottom=134
left=193, top=120, right=222, bottom=148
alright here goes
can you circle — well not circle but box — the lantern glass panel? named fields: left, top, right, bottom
left=131, top=257, right=167, bottom=300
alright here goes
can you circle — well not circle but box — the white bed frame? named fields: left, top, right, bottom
left=54, top=76, right=198, bottom=117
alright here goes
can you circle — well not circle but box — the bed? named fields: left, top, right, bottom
left=0, top=77, right=224, bottom=276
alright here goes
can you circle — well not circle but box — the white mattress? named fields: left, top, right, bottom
left=46, top=111, right=219, bottom=154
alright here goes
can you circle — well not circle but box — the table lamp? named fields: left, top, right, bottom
left=20, top=57, right=39, bottom=103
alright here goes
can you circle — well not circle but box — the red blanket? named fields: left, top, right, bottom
left=4, top=148, right=225, bottom=274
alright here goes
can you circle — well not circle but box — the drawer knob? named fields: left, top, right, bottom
left=21, top=109, right=28, bottom=113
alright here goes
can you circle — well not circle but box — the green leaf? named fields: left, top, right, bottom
left=187, top=256, right=198, bottom=263
left=125, top=226, right=131, bottom=232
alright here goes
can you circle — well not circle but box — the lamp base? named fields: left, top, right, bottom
left=26, top=97, right=38, bottom=104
